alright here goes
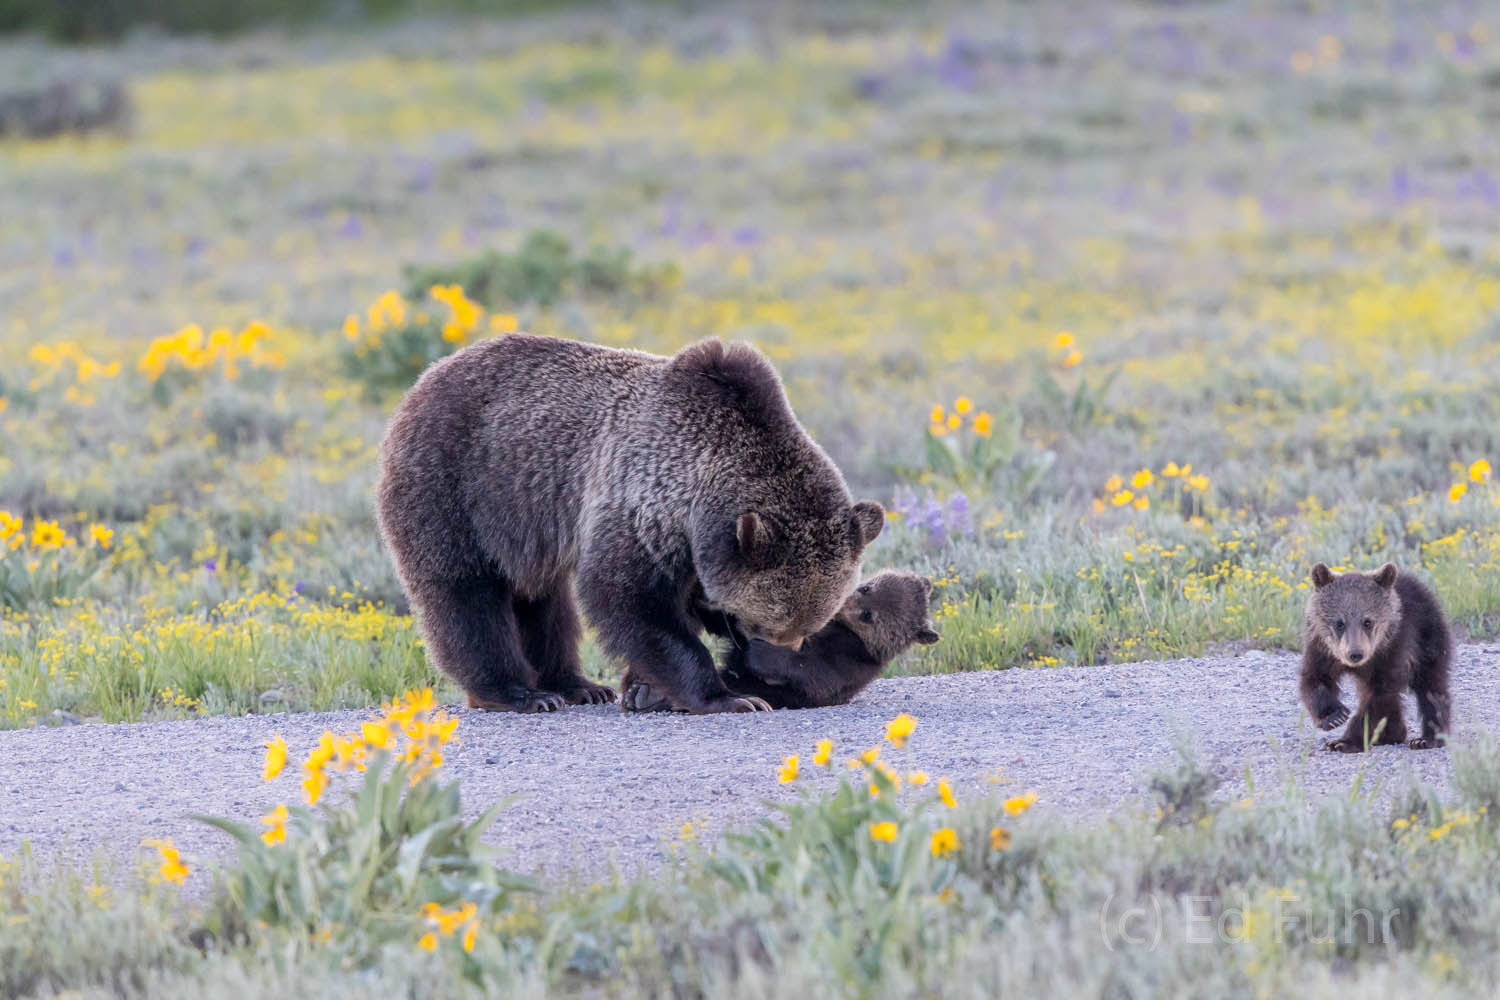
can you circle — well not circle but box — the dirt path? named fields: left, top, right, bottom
left=4, top=645, right=1495, bottom=880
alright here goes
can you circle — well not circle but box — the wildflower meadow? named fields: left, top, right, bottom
left=3, top=0, right=1500, bottom=995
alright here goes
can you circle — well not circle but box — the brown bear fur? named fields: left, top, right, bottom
left=1300, top=562, right=1452, bottom=752
left=376, top=333, right=884, bottom=714
left=623, top=570, right=939, bottom=711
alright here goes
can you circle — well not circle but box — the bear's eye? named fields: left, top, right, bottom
left=1333, top=620, right=1345, bottom=636
left=1362, top=618, right=1373, bottom=632
left=857, top=584, right=871, bottom=595
left=859, top=609, right=874, bottom=624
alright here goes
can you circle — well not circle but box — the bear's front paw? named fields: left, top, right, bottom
left=1315, top=705, right=1350, bottom=731
left=694, top=695, right=773, bottom=714
left=1408, top=736, right=1444, bottom=750
left=1324, top=738, right=1364, bottom=753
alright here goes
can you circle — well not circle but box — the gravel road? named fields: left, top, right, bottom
left=3, top=645, right=1496, bottom=881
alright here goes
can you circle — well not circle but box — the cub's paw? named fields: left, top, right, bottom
left=694, top=695, right=773, bottom=714
left=1315, top=706, right=1350, bottom=731
left=1324, top=738, right=1364, bottom=753
left=1408, top=736, right=1444, bottom=750
left=621, top=683, right=673, bottom=713
left=466, top=689, right=566, bottom=713
left=556, top=680, right=618, bottom=706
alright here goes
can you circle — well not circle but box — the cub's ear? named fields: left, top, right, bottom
left=1311, top=563, right=1335, bottom=589
left=919, top=577, right=934, bottom=596
left=1371, top=563, right=1398, bottom=588
left=849, top=501, right=885, bottom=549
left=914, top=625, right=941, bottom=645
left=736, top=512, right=776, bottom=569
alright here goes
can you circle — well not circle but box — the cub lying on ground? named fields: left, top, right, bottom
left=623, top=570, right=939, bottom=711
left=1299, top=562, right=1452, bottom=752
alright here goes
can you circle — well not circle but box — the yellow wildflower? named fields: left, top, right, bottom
left=953, top=396, right=973, bottom=415
left=88, top=524, right=114, bottom=548
left=1450, top=482, right=1468, bottom=503
left=1004, top=790, right=1040, bottom=815
left=930, top=827, right=960, bottom=857
left=145, top=839, right=189, bottom=884
left=0, top=511, right=21, bottom=541
left=1054, top=332, right=1075, bottom=350
left=263, top=734, right=288, bottom=781
left=342, top=315, right=360, bottom=341
left=929, top=404, right=945, bottom=424
left=938, top=779, right=957, bottom=808
left=418, top=932, right=438, bottom=952
left=1161, top=461, right=1181, bottom=477
left=990, top=826, right=1011, bottom=850
left=1186, top=474, right=1210, bottom=492
left=303, top=768, right=327, bottom=806
left=1470, top=459, right=1491, bottom=483
left=490, top=313, right=519, bottom=334
left=885, top=712, right=917, bottom=747
left=860, top=745, right=881, bottom=765
left=261, top=803, right=289, bottom=846
left=362, top=721, right=391, bottom=748
left=869, top=821, right=898, bottom=843
left=929, top=422, right=948, bottom=438
left=813, top=739, right=833, bottom=766
left=972, top=411, right=993, bottom=437
left=1104, top=475, right=1123, bottom=493
left=1111, top=490, right=1134, bottom=507
left=1133, top=495, right=1150, bottom=511
left=1062, top=349, right=1082, bottom=368
left=30, top=520, right=70, bottom=550
left=1131, top=468, right=1154, bottom=489
left=908, top=770, right=929, bottom=786
left=778, top=754, right=800, bottom=784
left=946, top=413, right=961, bottom=430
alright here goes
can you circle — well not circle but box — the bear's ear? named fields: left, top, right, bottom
left=1311, top=563, right=1334, bottom=588
left=849, top=501, right=885, bottom=549
left=1372, top=563, right=1398, bottom=588
left=914, top=625, right=941, bottom=645
left=736, top=512, right=776, bottom=569
left=919, top=577, right=934, bottom=596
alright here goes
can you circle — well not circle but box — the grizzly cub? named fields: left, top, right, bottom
left=1300, top=563, right=1452, bottom=752
left=376, top=333, right=885, bottom=715
left=623, top=570, right=940, bottom=711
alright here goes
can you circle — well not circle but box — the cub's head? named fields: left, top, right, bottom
left=696, top=502, right=885, bottom=649
left=1306, top=562, right=1401, bottom=668
left=835, top=570, right=941, bottom=663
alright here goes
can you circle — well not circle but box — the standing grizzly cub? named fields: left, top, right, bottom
left=1300, top=562, right=1452, bottom=752
left=376, top=333, right=884, bottom=714
left=623, top=570, right=940, bottom=711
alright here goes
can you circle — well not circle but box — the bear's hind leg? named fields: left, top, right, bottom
left=1410, top=649, right=1452, bottom=750
left=412, top=575, right=565, bottom=713
left=516, top=584, right=617, bottom=706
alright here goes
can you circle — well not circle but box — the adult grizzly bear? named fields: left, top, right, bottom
left=376, top=333, right=885, bottom=714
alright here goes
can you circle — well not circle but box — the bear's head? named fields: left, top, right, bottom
left=697, top=501, right=885, bottom=649
left=834, top=569, right=941, bottom=663
left=1306, top=562, right=1402, bottom=668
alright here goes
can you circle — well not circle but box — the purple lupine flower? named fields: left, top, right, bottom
left=203, top=559, right=217, bottom=572
left=946, top=491, right=972, bottom=538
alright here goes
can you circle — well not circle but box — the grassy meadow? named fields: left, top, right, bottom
left=3, top=2, right=1497, bottom=725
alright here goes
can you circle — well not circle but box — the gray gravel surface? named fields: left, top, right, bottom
left=3, top=645, right=1495, bottom=881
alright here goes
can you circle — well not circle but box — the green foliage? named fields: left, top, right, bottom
left=1028, top=360, right=1120, bottom=440
left=200, top=754, right=533, bottom=958
left=339, top=313, right=458, bottom=399
left=403, top=229, right=678, bottom=310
